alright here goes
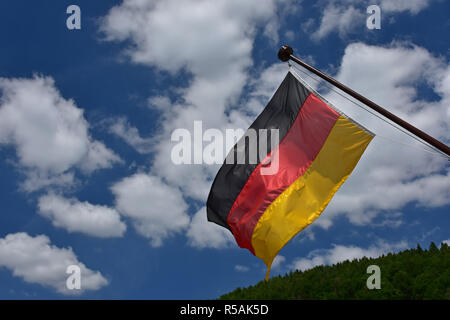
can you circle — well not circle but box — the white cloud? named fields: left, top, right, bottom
left=310, top=0, right=437, bottom=40
left=186, top=207, right=234, bottom=249
left=312, top=4, right=364, bottom=40
left=38, top=193, right=126, bottom=238
left=379, top=0, right=434, bottom=14
left=148, top=96, right=172, bottom=111
left=297, top=228, right=316, bottom=243
left=79, top=140, right=122, bottom=174
left=371, top=212, right=404, bottom=228
left=290, top=240, right=408, bottom=272
left=443, top=239, right=450, bottom=246
left=101, top=0, right=279, bottom=76
left=418, top=227, right=440, bottom=242
left=0, top=232, right=108, bottom=295
left=20, top=172, right=76, bottom=193
left=301, top=42, right=450, bottom=229
left=271, top=255, right=286, bottom=270
left=0, top=75, right=121, bottom=192
left=284, top=30, right=295, bottom=41
left=234, top=265, right=250, bottom=272
left=109, top=117, right=154, bottom=154
left=111, top=173, right=190, bottom=247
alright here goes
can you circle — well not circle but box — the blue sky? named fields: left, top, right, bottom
left=0, top=0, right=449, bottom=299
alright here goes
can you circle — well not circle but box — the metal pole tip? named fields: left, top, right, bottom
left=278, top=45, right=293, bottom=62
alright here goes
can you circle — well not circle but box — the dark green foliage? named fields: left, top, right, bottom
left=220, top=242, right=450, bottom=300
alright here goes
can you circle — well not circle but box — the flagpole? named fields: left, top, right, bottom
left=278, top=45, right=450, bottom=157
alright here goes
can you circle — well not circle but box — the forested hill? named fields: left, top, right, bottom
left=220, top=242, right=450, bottom=300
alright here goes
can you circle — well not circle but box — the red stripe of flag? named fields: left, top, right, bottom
left=227, top=94, right=340, bottom=253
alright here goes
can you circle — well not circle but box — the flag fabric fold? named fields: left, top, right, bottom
left=207, top=71, right=374, bottom=280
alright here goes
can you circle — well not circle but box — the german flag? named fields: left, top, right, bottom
left=207, top=71, right=374, bottom=279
